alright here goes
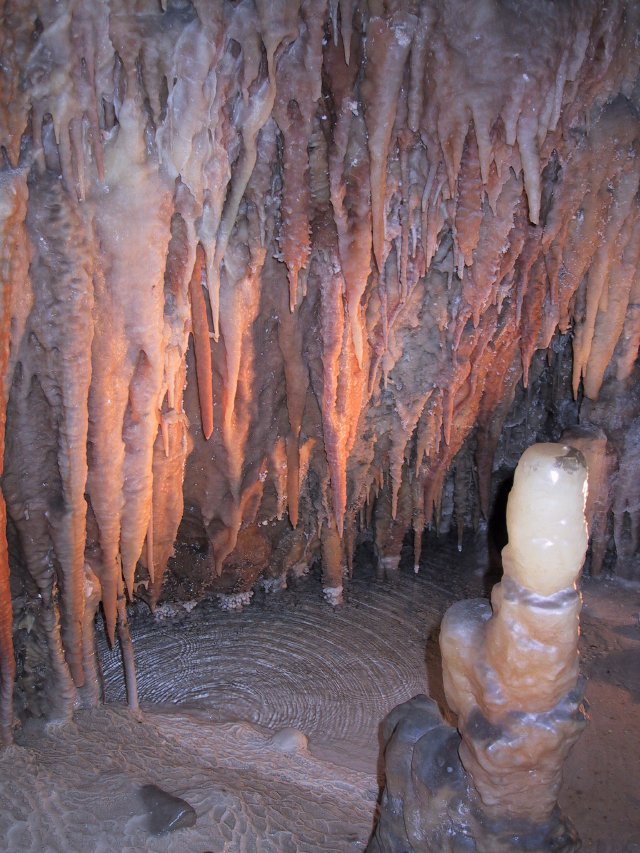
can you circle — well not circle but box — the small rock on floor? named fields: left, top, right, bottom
left=139, top=783, right=197, bottom=834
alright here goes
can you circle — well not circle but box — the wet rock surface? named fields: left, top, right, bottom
left=139, top=784, right=197, bottom=835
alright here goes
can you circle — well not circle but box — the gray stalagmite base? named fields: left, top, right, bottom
left=369, top=444, right=590, bottom=852
left=367, top=694, right=582, bottom=853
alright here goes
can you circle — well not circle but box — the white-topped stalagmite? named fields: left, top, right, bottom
left=440, top=443, right=589, bottom=844
left=504, top=443, right=589, bottom=595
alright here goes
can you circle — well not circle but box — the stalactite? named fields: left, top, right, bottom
left=0, top=499, right=14, bottom=744
left=4, top=174, right=94, bottom=690
left=457, top=172, right=524, bottom=336
left=453, top=127, right=483, bottom=276
left=362, top=12, right=417, bottom=273
left=616, top=269, right=640, bottom=384
left=581, top=364, right=640, bottom=582
left=327, top=29, right=372, bottom=369
left=453, top=450, right=476, bottom=550
left=1, top=0, right=640, bottom=727
left=519, top=254, right=548, bottom=385
left=77, top=562, right=101, bottom=709
left=273, top=0, right=325, bottom=311
left=319, top=254, right=349, bottom=536
left=143, top=409, right=189, bottom=607
left=374, top=471, right=413, bottom=572
left=562, top=102, right=640, bottom=398
left=338, top=0, right=354, bottom=65
left=562, top=425, right=610, bottom=578
left=203, top=0, right=295, bottom=342
left=87, top=96, right=172, bottom=634
left=277, top=290, right=308, bottom=528
left=475, top=352, right=522, bottom=522
left=0, top=168, right=24, bottom=742
left=188, top=244, right=214, bottom=440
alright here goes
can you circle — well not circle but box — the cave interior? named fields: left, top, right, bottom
left=1, top=0, right=640, bottom=850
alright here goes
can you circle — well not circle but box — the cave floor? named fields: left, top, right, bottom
left=1, top=540, right=639, bottom=852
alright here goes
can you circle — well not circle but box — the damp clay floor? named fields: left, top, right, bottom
left=1, top=536, right=639, bottom=853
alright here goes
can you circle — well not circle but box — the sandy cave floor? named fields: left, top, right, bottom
left=1, top=538, right=639, bottom=853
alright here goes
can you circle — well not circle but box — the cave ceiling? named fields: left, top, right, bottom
left=0, top=0, right=639, bottom=738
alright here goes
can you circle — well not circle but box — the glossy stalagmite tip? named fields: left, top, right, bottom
left=503, top=443, right=589, bottom=596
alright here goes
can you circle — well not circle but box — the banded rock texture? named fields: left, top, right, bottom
left=1, top=0, right=640, bottom=731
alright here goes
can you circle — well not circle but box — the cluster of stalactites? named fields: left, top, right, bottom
left=0, top=0, right=639, bottom=732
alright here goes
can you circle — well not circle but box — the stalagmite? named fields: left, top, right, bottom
left=442, top=445, right=587, bottom=829
left=321, top=522, right=344, bottom=606
left=370, top=444, right=589, bottom=852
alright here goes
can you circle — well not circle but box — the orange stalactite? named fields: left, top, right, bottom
left=0, top=175, right=19, bottom=742
left=189, top=244, right=214, bottom=441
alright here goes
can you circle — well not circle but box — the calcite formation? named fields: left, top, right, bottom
left=442, top=445, right=588, bottom=829
left=369, top=444, right=589, bottom=852
left=0, top=0, right=639, bottom=735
